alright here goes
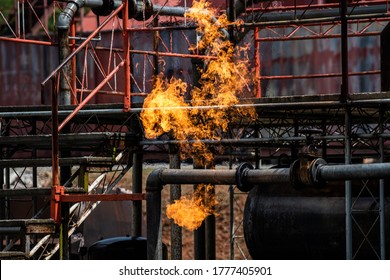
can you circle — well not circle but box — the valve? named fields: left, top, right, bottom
left=290, top=129, right=326, bottom=189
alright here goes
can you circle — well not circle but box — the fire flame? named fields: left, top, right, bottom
left=140, top=0, right=256, bottom=230
left=166, top=184, right=218, bottom=231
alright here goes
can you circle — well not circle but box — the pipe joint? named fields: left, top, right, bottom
left=290, top=157, right=327, bottom=190
left=57, top=1, right=84, bottom=30
left=236, top=162, right=254, bottom=192
left=118, top=0, right=154, bottom=20
left=91, top=0, right=115, bottom=16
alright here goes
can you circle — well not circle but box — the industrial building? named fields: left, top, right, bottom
left=0, top=0, right=389, bottom=260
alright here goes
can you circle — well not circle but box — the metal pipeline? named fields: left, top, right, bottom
left=146, top=161, right=390, bottom=259
left=244, top=4, right=390, bottom=26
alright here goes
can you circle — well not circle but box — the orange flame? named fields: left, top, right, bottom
left=141, top=0, right=257, bottom=230
left=166, top=184, right=218, bottom=231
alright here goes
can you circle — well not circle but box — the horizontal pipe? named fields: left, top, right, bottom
left=318, top=162, right=390, bottom=181
left=159, top=169, right=236, bottom=185
left=0, top=227, right=22, bottom=234
left=154, top=167, right=292, bottom=187
left=246, top=168, right=290, bottom=184
left=246, top=4, right=390, bottom=25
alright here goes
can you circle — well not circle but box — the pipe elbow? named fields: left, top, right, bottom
left=146, top=168, right=165, bottom=192
left=57, top=1, right=85, bottom=30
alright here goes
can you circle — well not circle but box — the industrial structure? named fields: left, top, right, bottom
left=0, top=0, right=389, bottom=260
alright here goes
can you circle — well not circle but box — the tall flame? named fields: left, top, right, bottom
left=140, top=0, right=256, bottom=230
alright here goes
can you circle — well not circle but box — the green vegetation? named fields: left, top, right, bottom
left=0, top=0, right=14, bottom=10
left=0, top=0, right=15, bottom=19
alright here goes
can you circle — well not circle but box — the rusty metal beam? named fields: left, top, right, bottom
left=60, top=193, right=145, bottom=203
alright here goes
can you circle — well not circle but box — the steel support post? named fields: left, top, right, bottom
left=380, top=23, right=389, bottom=258
left=169, top=143, right=182, bottom=260
left=344, top=107, right=353, bottom=260
left=254, top=27, right=261, bottom=98
left=379, top=107, right=386, bottom=259
left=123, top=0, right=131, bottom=111
left=340, top=0, right=352, bottom=260
left=51, top=76, right=61, bottom=222
left=193, top=160, right=206, bottom=260
left=131, top=149, right=143, bottom=237
left=381, top=22, right=390, bottom=91
left=59, top=202, right=70, bottom=260
left=228, top=154, right=234, bottom=259
left=205, top=164, right=216, bottom=260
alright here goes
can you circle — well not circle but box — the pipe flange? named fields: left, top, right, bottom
left=92, top=0, right=114, bottom=16
left=133, top=0, right=153, bottom=21
left=310, top=158, right=327, bottom=186
left=290, top=159, right=305, bottom=190
left=236, top=162, right=254, bottom=192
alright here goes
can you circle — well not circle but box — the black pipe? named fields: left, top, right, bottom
left=146, top=169, right=164, bottom=260
left=318, top=162, right=390, bottom=181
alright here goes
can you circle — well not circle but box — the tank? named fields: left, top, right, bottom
left=87, top=236, right=148, bottom=260
left=87, top=236, right=167, bottom=260
left=244, top=182, right=390, bottom=260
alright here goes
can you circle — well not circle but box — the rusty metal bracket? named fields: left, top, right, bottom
left=50, top=185, right=65, bottom=224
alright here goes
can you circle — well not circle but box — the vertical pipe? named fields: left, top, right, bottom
left=131, top=149, right=143, bottom=237
left=169, top=143, right=182, bottom=260
left=58, top=27, right=72, bottom=105
left=123, top=0, right=131, bottom=111
left=146, top=170, right=163, bottom=260
left=379, top=107, right=386, bottom=260
left=254, top=27, right=261, bottom=98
